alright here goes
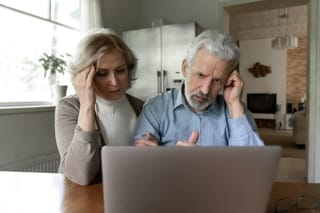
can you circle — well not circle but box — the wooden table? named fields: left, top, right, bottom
left=266, top=182, right=320, bottom=212
left=0, top=171, right=103, bottom=213
left=0, top=171, right=320, bottom=213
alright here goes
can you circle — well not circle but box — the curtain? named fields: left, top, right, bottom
left=80, top=0, right=103, bottom=34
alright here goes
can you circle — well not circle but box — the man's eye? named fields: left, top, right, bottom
left=196, top=73, right=205, bottom=79
left=212, top=79, right=222, bottom=85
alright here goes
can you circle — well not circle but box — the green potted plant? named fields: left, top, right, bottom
left=39, top=53, right=69, bottom=84
left=38, top=52, right=69, bottom=104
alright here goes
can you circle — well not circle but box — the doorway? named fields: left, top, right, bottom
left=220, top=0, right=314, bottom=182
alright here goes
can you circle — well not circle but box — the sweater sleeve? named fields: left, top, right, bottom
left=55, top=96, right=102, bottom=185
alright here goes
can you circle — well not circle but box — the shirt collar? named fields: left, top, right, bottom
left=173, top=84, right=187, bottom=110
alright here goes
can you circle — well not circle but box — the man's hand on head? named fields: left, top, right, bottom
left=223, top=70, right=244, bottom=118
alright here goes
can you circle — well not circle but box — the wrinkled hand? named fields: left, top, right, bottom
left=176, top=131, right=199, bottom=147
left=73, top=65, right=96, bottom=107
left=135, top=132, right=159, bottom=147
left=223, top=70, right=244, bottom=118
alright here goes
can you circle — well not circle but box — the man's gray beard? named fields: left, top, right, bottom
left=187, top=94, right=212, bottom=111
left=184, top=78, right=213, bottom=111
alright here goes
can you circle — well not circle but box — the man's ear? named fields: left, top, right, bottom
left=182, top=59, right=187, bottom=77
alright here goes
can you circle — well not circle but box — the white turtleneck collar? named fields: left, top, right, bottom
left=95, top=95, right=136, bottom=146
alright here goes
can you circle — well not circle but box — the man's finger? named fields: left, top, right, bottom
left=188, top=131, right=199, bottom=144
left=146, top=132, right=158, bottom=144
left=176, top=141, right=197, bottom=147
left=135, top=138, right=158, bottom=147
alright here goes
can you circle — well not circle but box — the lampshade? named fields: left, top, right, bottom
left=285, top=35, right=298, bottom=49
left=271, top=8, right=299, bottom=50
left=271, top=36, right=286, bottom=49
left=271, top=36, right=298, bottom=49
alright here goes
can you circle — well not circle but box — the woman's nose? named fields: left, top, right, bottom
left=108, top=73, right=119, bottom=86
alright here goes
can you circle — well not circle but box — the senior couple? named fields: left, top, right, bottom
left=55, top=28, right=264, bottom=185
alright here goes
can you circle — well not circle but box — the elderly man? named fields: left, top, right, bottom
left=132, top=30, right=264, bottom=147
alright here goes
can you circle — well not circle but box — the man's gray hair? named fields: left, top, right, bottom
left=185, top=30, right=239, bottom=70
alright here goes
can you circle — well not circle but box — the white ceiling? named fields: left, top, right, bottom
left=228, top=4, right=307, bottom=40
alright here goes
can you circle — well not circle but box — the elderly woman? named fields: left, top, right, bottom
left=55, top=29, right=144, bottom=185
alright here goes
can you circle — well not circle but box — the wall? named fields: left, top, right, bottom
left=287, top=37, right=307, bottom=104
left=101, top=0, right=139, bottom=34
left=101, top=0, right=247, bottom=33
left=240, top=38, right=287, bottom=126
left=0, top=107, right=58, bottom=171
left=240, top=36, right=307, bottom=125
left=137, top=0, right=222, bottom=30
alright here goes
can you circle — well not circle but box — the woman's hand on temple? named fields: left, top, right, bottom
left=73, top=64, right=96, bottom=107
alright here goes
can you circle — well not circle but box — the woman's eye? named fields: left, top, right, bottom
left=116, top=68, right=127, bottom=74
left=95, top=70, right=108, bottom=76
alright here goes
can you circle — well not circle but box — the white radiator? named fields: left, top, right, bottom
left=0, top=153, right=60, bottom=173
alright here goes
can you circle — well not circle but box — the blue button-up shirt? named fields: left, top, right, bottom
left=132, top=86, right=264, bottom=146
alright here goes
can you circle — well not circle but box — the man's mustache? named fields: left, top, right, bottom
left=192, top=91, right=208, bottom=101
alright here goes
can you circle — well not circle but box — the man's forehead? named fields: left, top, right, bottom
left=190, top=61, right=231, bottom=78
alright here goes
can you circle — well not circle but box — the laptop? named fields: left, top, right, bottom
left=101, top=146, right=281, bottom=213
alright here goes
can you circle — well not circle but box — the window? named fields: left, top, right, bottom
left=0, top=0, right=80, bottom=105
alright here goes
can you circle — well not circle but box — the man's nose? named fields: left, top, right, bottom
left=200, top=78, right=212, bottom=95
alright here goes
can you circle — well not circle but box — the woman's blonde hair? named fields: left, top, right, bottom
left=68, top=28, right=137, bottom=88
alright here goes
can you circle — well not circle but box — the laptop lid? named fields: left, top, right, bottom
left=101, top=146, right=281, bottom=213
